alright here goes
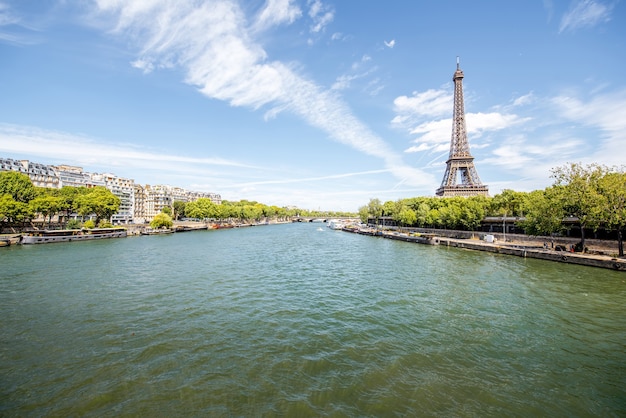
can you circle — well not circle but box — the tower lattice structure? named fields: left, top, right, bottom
left=435, top=58, right=488, bottom=197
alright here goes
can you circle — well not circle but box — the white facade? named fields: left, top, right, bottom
left=1, top=157, right=222, bottom=223
left=0, top=158, right=60, bottom=188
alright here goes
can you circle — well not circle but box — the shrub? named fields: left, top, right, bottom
left=66, top=219, right=82, bottom=230
left=98, top=220, right=114, bottom=228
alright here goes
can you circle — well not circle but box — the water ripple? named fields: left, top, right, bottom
left=1, top=223, right=625, bottom=416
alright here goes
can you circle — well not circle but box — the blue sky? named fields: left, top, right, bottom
left=1, top=1, right=624, bottom=211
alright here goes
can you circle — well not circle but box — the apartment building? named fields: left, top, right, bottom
left=0, top=157, right=60, bottom=188
left=1, top=157, right=222, bottom=223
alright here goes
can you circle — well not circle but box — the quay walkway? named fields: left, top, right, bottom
left=343, top=227, right=625, bottom=272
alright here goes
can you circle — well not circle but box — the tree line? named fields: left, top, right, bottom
left=4, top=163, right=625, bottom=256
left=0, top=171, right=353, bottom=230
left=358, top=163, right=626, bottom=256
left=0, top=171, right=120, bottom=229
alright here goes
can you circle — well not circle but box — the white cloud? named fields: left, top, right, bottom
left=131, top=58, right=154, bottom=73
left=468, top=112, right=529, bottom=137
left=0, top=123, right=253, bottom=171
left=384, top=39, right=395, bottom=48
left=253, top=0, right=301, bottom=32
left=559, top=0, right=612, bottom=33
left=551, top=89, right=626, bottom=165
left=511, top=92, right=535, bottom=107
left=92, top=0, right=429, bottom=188
left=392, top=89, right=452, bottom=126
left=307, top=0, right=334, bottom=33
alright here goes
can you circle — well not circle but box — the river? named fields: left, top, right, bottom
left=1, top=222, right=624, bottom=416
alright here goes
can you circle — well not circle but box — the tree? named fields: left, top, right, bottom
left=29, top=195, right=62, bottom=227
left=0, top=194, right=31, bottom=228
left=490, top=189, right=528, bottom=217
left=173, top=201, right=186, bottom=220
left=56, top=186, right=90, bottom=222
left=74, top=187, right=121, bottom=225
left=520, top=188, right=566, bottom=237
left=367, top=198, right=383, bottom=226
left=0, top=171, right=36, bottom=203
left=598, top=170, right=626, bottom=257
left=396, top=206, right=417, bottom=228
left=150, top=212, right=173, bottom=229
left=185, top=198, right=217, bottom=220
left=460, top=197, right=487, bottom=231
left=552, top=163, right=607, bottom=250
left=161, top=205, right=172, bottom=216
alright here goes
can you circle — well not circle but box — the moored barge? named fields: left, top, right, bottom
left=21, top=228, right=127, bottom=244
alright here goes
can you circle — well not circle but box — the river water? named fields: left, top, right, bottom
left=1, top=222, right=624, bottom=416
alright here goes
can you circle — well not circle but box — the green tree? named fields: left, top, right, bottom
left=367, top=198, right=383, bottom=226
left=0, top=194, right=31, bottom=228
left=161, top=205, right=172, bottom=216
left=29, top=195, right=62, bottom=227
left=74, top=187, right=121, bottom=225
left=552, top=163, right=607, bottom=250
left=382, top=200, right=396, bottom=218
left=185, top=198, right=217, bottom=220
left=520, top=188, right=566, bottom=237
left=150, top=212, right=173, bottom=229
left=460, top=197, right=487, bottom=230
left=396, top=206, right=417, bottom=228
left=0, top=171, right=36, bottom=203
left=490, top=189, right=527, bottom=217
left=598, top=170, right=626, bottom=256
left=56, top=186, right=90, bottom=222
left=173, top=201, right=186, bottom=220
left=415, top=202, right=431, bottom=227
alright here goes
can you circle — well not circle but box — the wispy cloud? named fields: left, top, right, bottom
left=392, top=82, right=626, bottom=193
left=0, top=123, right=255, bottom=173
left=551, top=88, right=626, bottom=165
left=384, top=39, right=395, bottom=48
left=307, top=0, right=333, bottom=33
left=559, top=0, right=612, bottom=33
left=253, top=0, right=302, bottom=32
left=0, top=2, right=41, bottom=46
left=93, top=0, right=430, bottom=187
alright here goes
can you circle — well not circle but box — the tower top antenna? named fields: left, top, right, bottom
left=456, top=56, right=460, bottom=69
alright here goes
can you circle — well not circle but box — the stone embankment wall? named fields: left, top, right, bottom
left=397, top=227, right=618, bottom=256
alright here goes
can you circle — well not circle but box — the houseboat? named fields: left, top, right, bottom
left=20, top=228, right=127, bottom=244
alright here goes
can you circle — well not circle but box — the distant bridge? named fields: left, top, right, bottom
left=291, top=216, right=358, bottom=223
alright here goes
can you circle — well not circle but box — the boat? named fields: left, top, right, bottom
left=141, top=228, right=173, bottom=235
left=21, top=228, right=127, bottom=244
left=327, top=220, right=346, bottom=230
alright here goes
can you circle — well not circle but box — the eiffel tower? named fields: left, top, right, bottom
left=435, top=58, right=489, bottom=197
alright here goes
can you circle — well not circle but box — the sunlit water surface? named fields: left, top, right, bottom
left=1, top=223, right=625, bottom=416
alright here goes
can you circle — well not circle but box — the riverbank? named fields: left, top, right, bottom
left=342, top=227, right=625, bottom=272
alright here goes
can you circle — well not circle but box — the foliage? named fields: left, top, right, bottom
left=597, top=169, right=626, bottom=256
left=29, top=195, right=62, bottom=226
left=150, top=212, right=173, bottom=229
left=74, top=187, right=121, bottom=224
left=489, top=189, right=528, bottom=217
left=361, top=196, right=489, bottom=231
left=0, top=171, right=36, bottom=203
left=185, top=198, right=218, bottom=219
left=550, top=163, right=608, bottom=248
left=98, top=220, right=114, bottom=228
left=518, top=188, right=565, bottom=236
left=66, top=219, right=82, bottom=229
left=161, top=206, right=172, bottom=216
left=173, top=201, right=186, bottom=220
left=83, top=219, right=96, bottom=229
left=0, top=194, right=31, bottom=226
